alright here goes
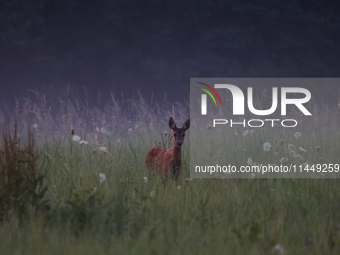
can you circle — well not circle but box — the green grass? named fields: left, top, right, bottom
left=0, top=95, right=340, bottom=254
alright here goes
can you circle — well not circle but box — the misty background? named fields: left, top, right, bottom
left=1, top=0, right=340, bottom=113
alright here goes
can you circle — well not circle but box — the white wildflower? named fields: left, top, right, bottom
left=116, top=138, right=121, bottom=143
left=150, top=190, right=156, bottom=197
left=288, top=144, right=294, bottom=150
left=243, top=130, right=249, bottom=136
left=72, top=135, right=81, bottom=142
left=177, top=185, right=181, bottom=190
left=128, top=128, right=133, bottom=132
left=99, top=173, right=106, bottom=183
left=280, top=157, right=288, bottom=164
left=101, top=127, right=107, bottom=134
left=96, top=127, right=100, bottom=132
left=294, top=154, right=303, bottom=160
left=99, top=146, right=108, bottom=152
left=299, top=147, right=306, bottom=152
left=79, top=140, right=88, bottom=145
left=295, top=132, right=301, bottom=139
left=263, top=142, right=271, bottom=152
left=247, top=158, right=253, bottom=166
left=274, top=244, right=285, bottom=255
left=249, top=130, right=255, bottom=136
left=32, top=123, right=38, bottom=129
left=143, top=177, right=148, bottom=183
left=290, top=150, right=296, bottom=156
left=235, top=132, right=238, bottom=136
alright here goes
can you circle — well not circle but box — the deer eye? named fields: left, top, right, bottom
left=174, top=134, right=176, bottom=137
left=183, top=134, right=185, bottom=137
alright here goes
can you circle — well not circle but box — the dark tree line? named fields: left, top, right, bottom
left=1, top=0, right=340, bottom=108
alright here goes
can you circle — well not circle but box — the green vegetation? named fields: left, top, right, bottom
left=0, top=95, right=340, bottom=255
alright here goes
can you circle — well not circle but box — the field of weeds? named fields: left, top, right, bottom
left=0, top=92, right=340, bottom=255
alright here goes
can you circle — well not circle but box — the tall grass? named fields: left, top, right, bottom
left=0, top=115, right=47, bottom=222
left=0, top=92, right=339, bottom=254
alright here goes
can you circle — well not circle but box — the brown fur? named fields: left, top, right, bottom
left=146, top=117, right=190, bottom=180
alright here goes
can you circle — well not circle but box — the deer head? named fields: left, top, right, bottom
left=169, top=117, right=190, bottom=147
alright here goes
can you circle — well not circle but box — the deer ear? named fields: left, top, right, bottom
left=169, top=117, right=177, bottom=130
left=182, top=119, right=190, bottom=131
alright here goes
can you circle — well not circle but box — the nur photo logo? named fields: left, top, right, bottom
left=190, top=78, right=338, bottom=179
left=196, top=82, right=222, bottom=115
left=195, top=80, right=312, bottom=128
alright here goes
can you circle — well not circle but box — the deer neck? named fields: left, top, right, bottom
left=172, top=142, right=182, bottom=166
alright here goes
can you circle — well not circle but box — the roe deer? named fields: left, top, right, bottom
left=146, top=117, right=190, bottom=180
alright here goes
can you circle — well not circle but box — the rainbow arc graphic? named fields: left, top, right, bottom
left=196, top=82, right=222, bottom=115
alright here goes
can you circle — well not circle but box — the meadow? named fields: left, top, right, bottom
left=0, top=91, right=340, bottom=255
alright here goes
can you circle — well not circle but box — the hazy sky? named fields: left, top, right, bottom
left=1, top=0, right=339, bottom=111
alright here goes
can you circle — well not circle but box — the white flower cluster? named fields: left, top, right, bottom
left=263, top=142, right=271, bottom=152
